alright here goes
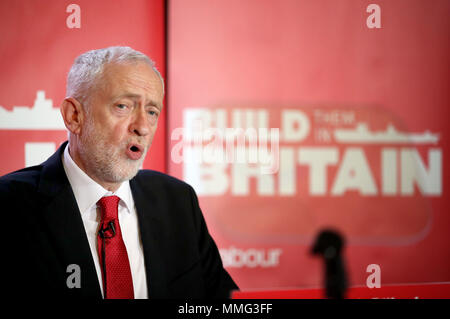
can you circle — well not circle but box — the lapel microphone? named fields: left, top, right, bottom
left=99, top=221, right=116, bottom=238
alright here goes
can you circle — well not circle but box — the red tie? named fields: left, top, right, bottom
left=97, top=196, right=134, bottom=299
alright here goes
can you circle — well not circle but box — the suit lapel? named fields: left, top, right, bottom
left=38, top=142, right=102, bottom=298
left=130, top=177, right=170, bottom=298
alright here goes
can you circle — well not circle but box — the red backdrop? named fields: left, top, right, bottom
left=1, top=0, right=449, bottom=293
left=0, top=0, right=166, bottom=174
left=167, top=0, right=450, bottom=290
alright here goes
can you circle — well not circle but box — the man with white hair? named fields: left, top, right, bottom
left=0, top=46, right=238, bottom=299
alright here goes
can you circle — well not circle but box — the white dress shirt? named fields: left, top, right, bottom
left=61, top=144, right=148, bottom=298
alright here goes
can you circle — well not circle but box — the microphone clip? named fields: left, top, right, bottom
left=99, top=220, right=116, bottom=238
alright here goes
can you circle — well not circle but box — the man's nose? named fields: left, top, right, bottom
left=130, top=109, right=150, bottom=136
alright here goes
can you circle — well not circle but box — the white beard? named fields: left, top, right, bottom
left=78, top=117, right=148, bottom=184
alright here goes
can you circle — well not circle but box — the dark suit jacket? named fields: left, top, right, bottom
left=0, top=142, right=238, bottom=298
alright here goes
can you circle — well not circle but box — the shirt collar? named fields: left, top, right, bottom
left=62, top=143, right=133, bottom=214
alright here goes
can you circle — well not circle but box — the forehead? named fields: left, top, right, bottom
left=98, top=61, right=164, bottom=106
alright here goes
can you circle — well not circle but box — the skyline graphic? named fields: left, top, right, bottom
left=0, top=91, right=65, bottom=130
left=334, top=123, right=439, bottom=144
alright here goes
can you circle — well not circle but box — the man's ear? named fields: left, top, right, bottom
left=60, top=97, right=85, bottom=135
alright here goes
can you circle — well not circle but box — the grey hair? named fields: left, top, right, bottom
left=66, top=46, right=164, bottom=106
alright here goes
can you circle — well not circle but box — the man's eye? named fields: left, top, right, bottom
left=148, top=110, right=159, bottom=117
left=117, top=104, right=127, bottom=109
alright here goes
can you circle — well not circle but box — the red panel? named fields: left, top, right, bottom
left=0, top=0, right=166, bottom=174
left=168, top=0, right=450, bottom=290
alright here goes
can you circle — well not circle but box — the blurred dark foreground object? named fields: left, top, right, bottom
left=311, top=229, right=348, bottom=299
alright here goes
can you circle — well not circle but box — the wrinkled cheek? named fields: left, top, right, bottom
left=147, top=128, right=158, bottom=145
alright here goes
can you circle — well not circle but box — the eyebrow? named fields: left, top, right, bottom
left=114, top=93, right=162, bottom=109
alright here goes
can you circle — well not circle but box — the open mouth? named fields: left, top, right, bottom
left=126, top=143, right=144, bottom=160
left=130, top=145, right=140, bottom=152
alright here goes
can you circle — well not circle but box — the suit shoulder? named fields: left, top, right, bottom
left=0, top=166, right=43, bottom=202
left=134, top=169, right=192, bottom=190
left=0, top=165, right=42, bottom=188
